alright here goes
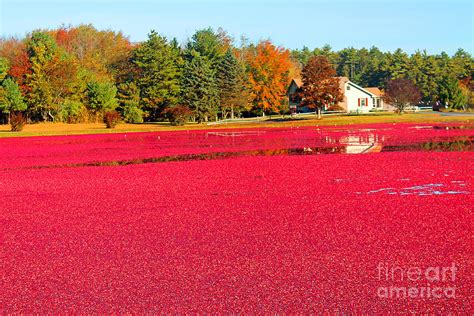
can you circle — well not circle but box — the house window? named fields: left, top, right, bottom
left=359, top=98, right=366, bottom=106
left=377, top=99, right=381, bottom=108
left=347, top=86, right=350, bottom=90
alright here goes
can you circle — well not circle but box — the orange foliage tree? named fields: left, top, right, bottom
left=246, top=40, right=291, bottom=115
left=0, top=38, right=31, bottom=94
left=51, top=25, right=133, bottom=82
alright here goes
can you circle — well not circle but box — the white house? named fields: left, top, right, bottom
left=287, top=77, right=393, bottom=113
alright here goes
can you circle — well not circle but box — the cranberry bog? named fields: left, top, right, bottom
left=1, top=122, right=473, bottom=313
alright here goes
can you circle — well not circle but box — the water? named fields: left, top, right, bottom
left=2, top=123, right=472, bottom=170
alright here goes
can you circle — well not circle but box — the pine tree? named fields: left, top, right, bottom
left=216, top=49, right=241, bottom=119
left=439, top=75, right=468, bottom=110
left=131, top=31, right=182, bottom=120
left=181, top=52, right=219, bottom=122
left=186, top=28, right=229, bottom=68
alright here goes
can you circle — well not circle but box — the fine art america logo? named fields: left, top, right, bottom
left=377, top=262, right=458, bottom=299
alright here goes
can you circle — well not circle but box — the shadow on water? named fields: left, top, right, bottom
left=15, top=136, right=472, bottom=170
left=381, top=138, right=472, bottom=152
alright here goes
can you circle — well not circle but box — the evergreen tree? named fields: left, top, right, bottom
left=451, top=49, right=473, bottom=79
left=406, top=51, right=439, bottom=104
left=181, top=52, right=219, bottom=122
left=216, top=49, right=248, bottom=119
left=439, top=75, right=468, bottom=109
left=186, top=28, right=228, bottom=67
left=131, top=30, right=182, bottom=120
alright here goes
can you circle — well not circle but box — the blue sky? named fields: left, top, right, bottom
left=0, top=0, right=472, bottom=54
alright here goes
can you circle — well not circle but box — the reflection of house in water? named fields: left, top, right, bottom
left=323, top=133, right=383, bottom=154
left=287, top=77, right=394, bottom=113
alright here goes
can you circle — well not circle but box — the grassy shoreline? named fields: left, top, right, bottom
left=0, top=112, right=472, bottom=138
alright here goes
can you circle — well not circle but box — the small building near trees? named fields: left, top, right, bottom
left=287, top=77, right=393, bottom=113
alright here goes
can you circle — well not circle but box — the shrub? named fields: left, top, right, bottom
left=86, top=81, right=118, bottom=122
left=103, top=110, right=121, bottom=129
left=61, top=100, right=84, bottom=123
left=164, top=105, right=192, bottom=126
left=10, top=112, right=26, bottom=132
left=123, top=105, right=144, bottom=123
left=326, top=104, right=345, bottom=111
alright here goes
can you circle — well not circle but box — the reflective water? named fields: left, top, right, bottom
left=19, top=136, right=472, bottom=170
left=2, top=123, right=472, bottom=170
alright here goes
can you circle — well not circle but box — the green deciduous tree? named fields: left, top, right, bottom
left=117, top=82, right=143, bottom=123
left=25, top=31, right=81, bottom=121
left=60, top=99, right=84, bottom=123
left=1, top=78, right=27, bottom=118
left=26, top=31, right=57, bottom=120
left=86, top=80, right=118, bottom=120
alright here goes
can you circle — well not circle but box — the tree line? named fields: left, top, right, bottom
left=292, top=45, right=473, bottom=109
left=0, top=24, right=472, bottom=126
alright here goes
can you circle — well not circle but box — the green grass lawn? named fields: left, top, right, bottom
left=0, top=112, right=472, bottom=138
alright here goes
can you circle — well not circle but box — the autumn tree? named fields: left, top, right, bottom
left=52, top=25, right=132, bottom=82
left=131, top=31, right=182, bottom=120
left=246, top=40, right=291, bottom=115
left=24, top=31, right=80, bottom=121
left=0, top=38, right=31, bottom=94
left=384, top=78, right=422, bottom=114
left=300, top=56, right=343, bottom=119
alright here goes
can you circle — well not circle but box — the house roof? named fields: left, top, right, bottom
left=293, top=78, right=303, bottom=88
left=337, top=77, right=349, bottom=91
left=288, top=77, right=384, bottom=102
left=365, top=87, right=384, bottom=97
